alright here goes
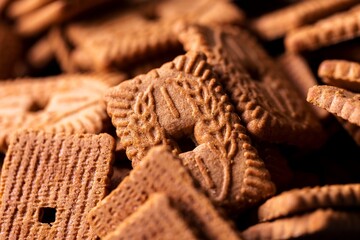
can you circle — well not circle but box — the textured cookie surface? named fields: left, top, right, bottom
left=178, top=25, right=324, bottom=147
left=242, top=209, right=360, bottom=240
left=106, top=52, right=275, bottom=208
left=88, top=146, right=240, bottom=240
left=103, top=193, right=198, bottom=240
left=251, top=0, right=358, bottom=40
left=0, top=73, right=125, bottom=152
left=0, top=131, right=115, bottom=239
left=319, top=60, right=360, bottom=92
left=307, top=85, right=360, bottom=126
left=258, top=184, right=360, bottom=222
left=286, top=5, right=360, bottom=52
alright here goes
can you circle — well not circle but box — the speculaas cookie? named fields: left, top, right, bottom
left=250, top=0, right=358, bottom=40
left=102, top=193, right=198, bottom=240
left=242, top=209, right=360, bottom=240
left=57, top=0, right=243, bottom=72
left=178, top=24, right=324, bottom=147
left=7, top=0, right=115, bottom=36
left=277, top=53, right=329, bottom=120
left=105, top=51, right=275, bottom=208
left=285, top=5, right=360, bottom=52
left=257, top=184, right=360, bottom=222
left=319, top=60, right=360, bottom=92
left=88, top=146, right=240, bottom=240
left=0, top=73, right=125, bottom=152
left=0, top=22, right=22, bottom=79
left=307, top=85, right=360, bottom=126
left=0, top=130, right=115, bottom=239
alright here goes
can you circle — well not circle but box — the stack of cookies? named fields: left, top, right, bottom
left=0, top=0, right=360, bottom=239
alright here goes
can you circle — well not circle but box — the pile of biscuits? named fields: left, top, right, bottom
left=0, top=0, right=360, bottom=239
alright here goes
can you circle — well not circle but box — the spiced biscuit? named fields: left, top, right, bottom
left=103, top=193, right=198, bottom=240
left=319, top=60, right=360, bottom=92
left=250, top=0, right=358, bottom=40
left=88, top=146, right=241, bottom=240
left=258, top=184, right=360, bottom=222
left=106, top=52, right=275, bottom=208
left=0, top=73, right=125, bottom=152
left=27, top=34, right=55, bottom=70
left=242, top=209, right=360, bottom=240
left=307, top=85, right=360, bottom=126
left=8, top=0, right=114, bottom=36
left=178, top=25, right=324, bottom=147
left=0, top=22, right=22, bottom=79
left=277, top=53, right=329, bottom=119
left=286, top=5, right=360, bottom=52
left=0, top=131, right=115, bottom=239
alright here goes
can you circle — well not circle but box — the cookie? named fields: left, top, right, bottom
left=0, top=22, right=22, bottom=79
left=242, top=209, right=360, bottom=240
left=8, top=0, right=114, bottom=36
left=88, top=146, right=240, bottom=240
left=319, top=60, right=360, bottom=92
left=0, top=73, right=125, bottom=152
left=277, top=53, right=330, bottom=120
left=27, top=34, right=55, bottom=69
left=258, top=184, right=360, bottom=222
left=0, top=130, right=115, bottom=239
left=250, top=0, right=358, bottom=40
left=285, top=5, right=360, bottom=52
left=178, top=24, right=324, bottom=147
left=106, top=52, right=275, bottom=208
left=307, top=85, right=360, bottom=126
left=103, top=193, right=198, bottom=240
left=338, top=118, right=360, bottom=146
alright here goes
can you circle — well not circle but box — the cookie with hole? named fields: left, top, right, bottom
left=0, top=130, right=115, bottom=239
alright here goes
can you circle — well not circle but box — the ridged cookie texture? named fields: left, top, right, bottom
left=0, top=73, right=125, bottom=152
left=88, top=146, right=241, bottom=240
left=307, top=85, right=360, bottom=126
left=0, top=131, right=115, bottom=239
left=103, top=193, right=198, bottom=240
left=106, top=52, right=275, bottom=208
left=178, top=25, right=324, bottom=147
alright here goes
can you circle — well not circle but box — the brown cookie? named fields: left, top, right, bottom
left=178, top=24, right=324, bottom=147
left=27, top=34, right=55, bottom=70
left=258, top=184, right=360, bottom=222
left=307, top=85, right=360, bottom=126
left=103, top=193, right=198, bottom=240
left=0, top=22, right=22, bottom=79
left=106, top=52, right=275, bottom=208
left=0, top=73, right=125, bottom=152
left=285, top=5, right=360, bottom=52
left=250, top=0, right=358, bottom=40
left=338, top=117, right=360, bottom=146
left=242, top=209, right=360, bottom=240
left=277, top=53, right=329, bottom=120
left=319, top=60, right=360, bottom=92
left=7, top=0, right=114, bottom=36
left=0, top=130, right=115, bottom=239
left=88, top=146, right=240, bottom=240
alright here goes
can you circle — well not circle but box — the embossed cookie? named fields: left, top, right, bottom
left=250, top=0, right=358, bottom=40
left=7, top=0, right=115, bottom=36
left=0, top=22, right=22, bottom=78
left=258, top=184, right=360, bottom=222
left=103, top=193, right=198, bottom=240
left=178, top=24, right=324, bottom=147
left=307, top=85, right=360, bottom=126
left=0, top=73, right=125, bottom=152
left=0, top=131, right=115, bottom=239
left=319, top=60, right=360, bottom=92
left=242, top=209, right=360, bottom=240
left=286, top=5, right=360, bottom=52
left=277, top=53, right=329, bottom=120
left=106, top=52, right=275, bottom=208
left=88, top=146, right=240, bottom=240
